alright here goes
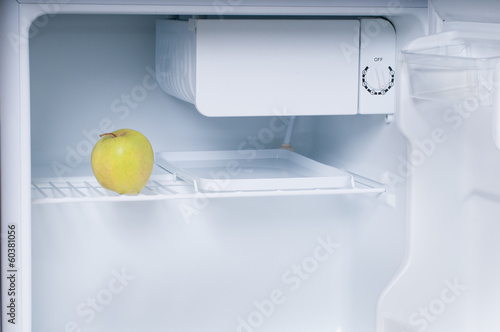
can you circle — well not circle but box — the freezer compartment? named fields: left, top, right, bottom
left=156, top=18, right=396, bottom=116
left=402, top=31, right=500, bottom=103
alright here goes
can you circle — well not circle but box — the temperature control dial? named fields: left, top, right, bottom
left=361, top=66, right=395, bottom=95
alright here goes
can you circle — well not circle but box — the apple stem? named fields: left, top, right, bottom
left=100, top=133, right=117, bottom=138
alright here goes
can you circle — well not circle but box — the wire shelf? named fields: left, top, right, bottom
left=31, top=172, right=387, bottom=204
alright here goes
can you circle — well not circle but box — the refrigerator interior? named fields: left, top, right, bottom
left=26, top=13, right=420, bottom=332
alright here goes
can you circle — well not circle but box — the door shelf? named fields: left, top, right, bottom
left=31, top=167, right=387, bottom=204
left=401, top=32, right=500, bottom=104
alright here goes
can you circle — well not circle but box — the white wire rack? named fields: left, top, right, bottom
left=31, top=176, right=191, bottom=204
left=31, top=168, right=388, bottom=205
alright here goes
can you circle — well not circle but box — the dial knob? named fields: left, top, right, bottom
left=361, top=66, right=395, bottom=95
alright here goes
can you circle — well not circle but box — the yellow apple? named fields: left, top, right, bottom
left=91, top=129, right=154, bottom=195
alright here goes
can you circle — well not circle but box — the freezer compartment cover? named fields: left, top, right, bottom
left=156, top=18, right=395, bottom=116
left=195, top=19, right=359, bottom=116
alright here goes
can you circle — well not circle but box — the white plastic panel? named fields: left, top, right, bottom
left=195, top=19, right=360, bottom=116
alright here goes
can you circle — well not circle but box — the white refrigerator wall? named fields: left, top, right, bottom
left=25, top=12, right=420, bottom=332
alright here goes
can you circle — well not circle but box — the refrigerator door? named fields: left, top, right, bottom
left=378, top=30, right=500, bottom=332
